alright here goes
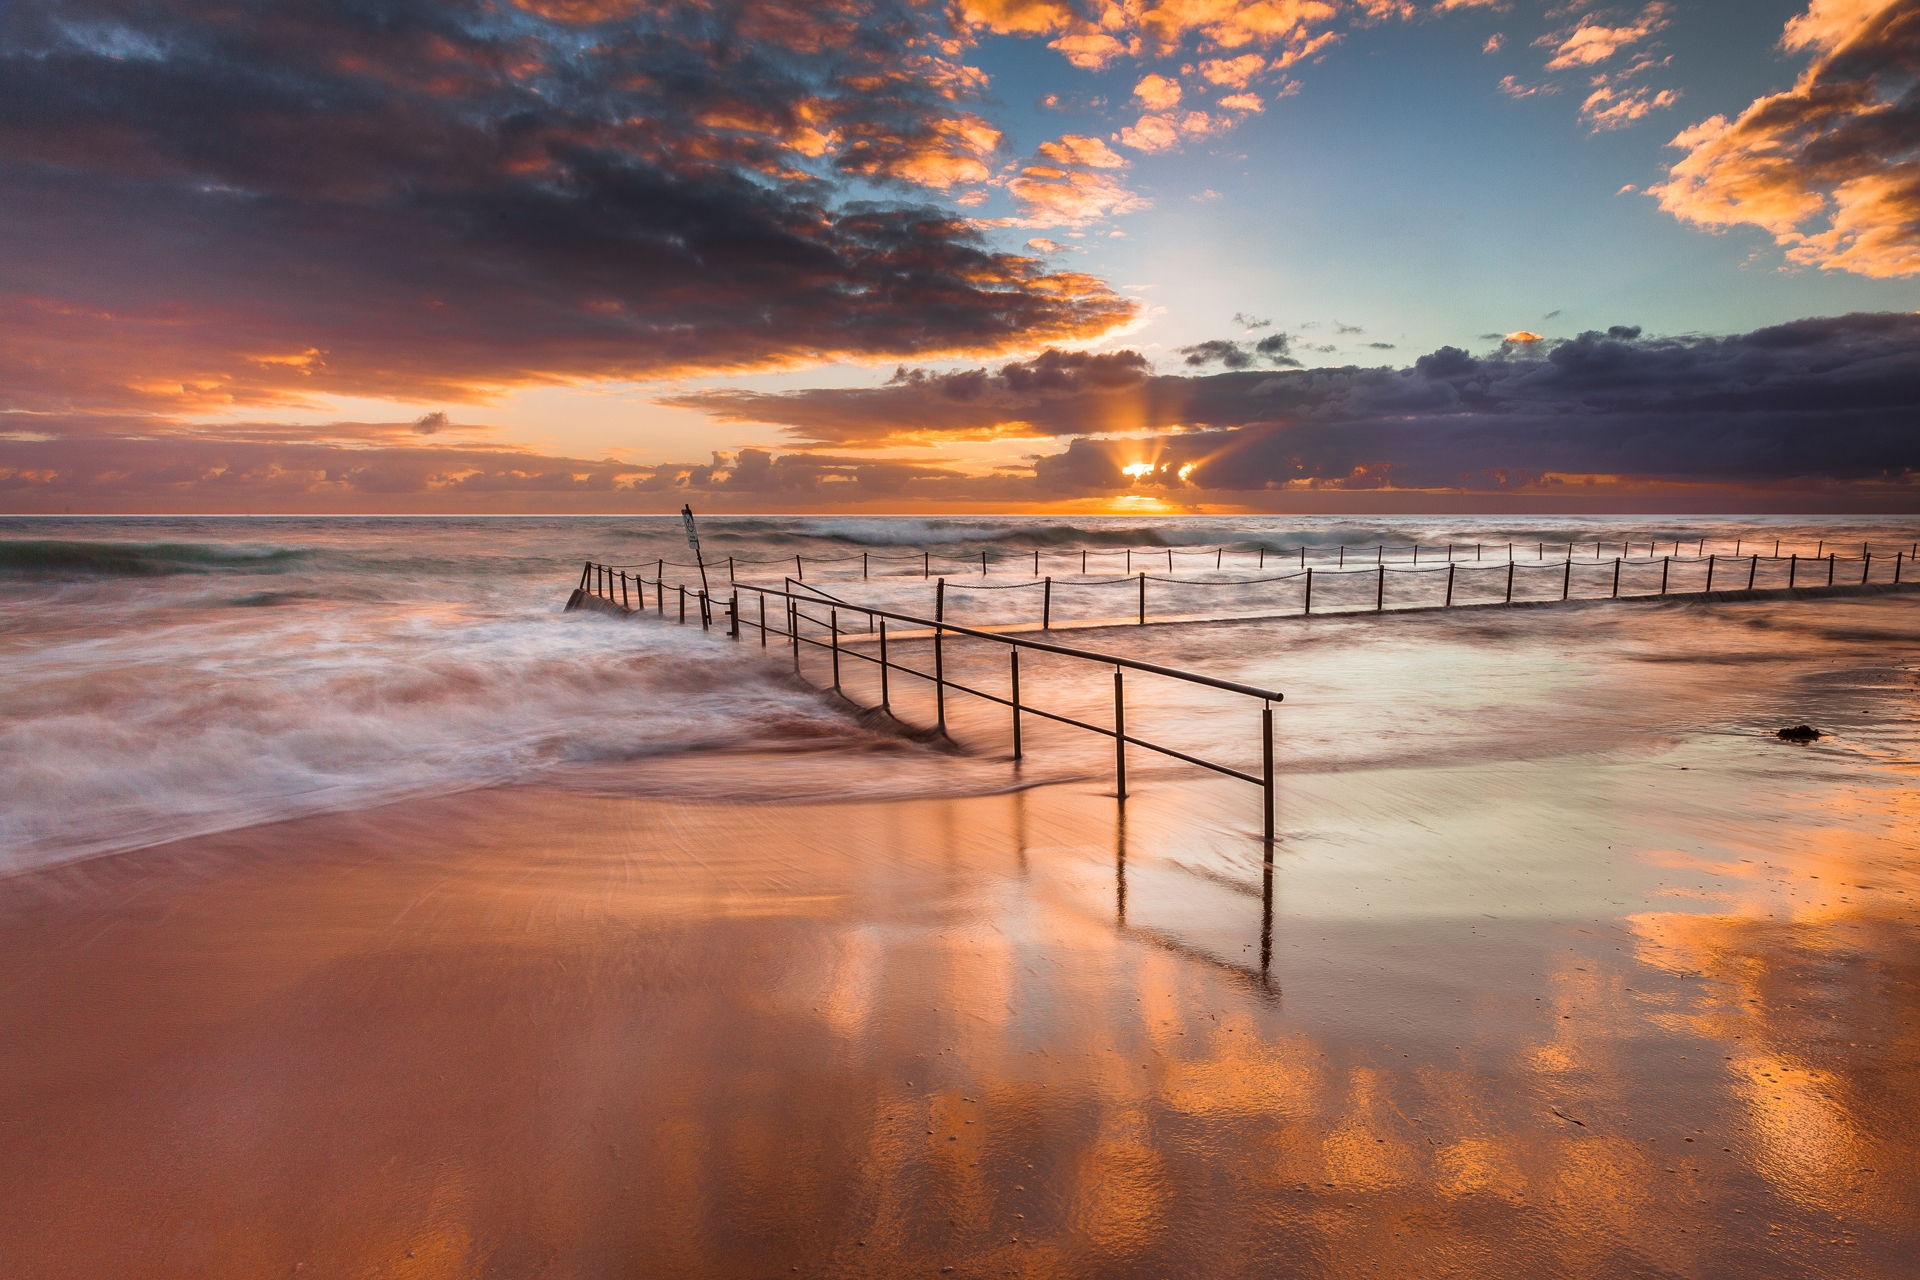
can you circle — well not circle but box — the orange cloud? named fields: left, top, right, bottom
left=1580, top=85, right=1680, bottom=131
left=1133, top=73, right=1184, bottom=110
left=1036, top=134, right=1130, bottom=168
left=1541, top=3, right=1671, bottom=71
left=1200, top=54, right=1268, bottom=87
left=1649, top=0, right=1920, bottom=278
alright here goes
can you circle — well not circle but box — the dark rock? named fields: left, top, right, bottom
left=1776, top=725, right=1822, bottom=741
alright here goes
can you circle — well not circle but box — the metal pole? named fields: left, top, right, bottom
left=934, top=580, right=946, bottom=731
left=1705, top=555, right=1715, bottom=594
left=830, top=609, right=840, bottom=689
left=982, top=549, right=987, bottom=576
left=700, top=590, right=710, bottom=631
left=657, top=561, right=664, bottom=612
left=1611, top=558, right=1620, bottom=598
left=1376, top=564, right=1384, bottom=611
left=1043, top=577, right=1052, bottom=630
left=1662, top=556, right=1669, bottom=594
left=795, top=554, right=803, bottom=582
left=1305, top=566, right=1313, bottom=614
left=1747, top=555, right=1757, bottom=591
left=879, top=618, right=889, bottom=711
left=1167, top=549, right=1173, bottom=572
left=579, top=561, right=591, bottom=591
left=1446, top=563, right=1455, bottom=606
left=1505, top=561, right=1513, bottom=604
left=1137, top=572, right=1145, bottom=625
left=1863, top=552, right=1872, bottom=584
left=1216, top=548, right=1222, bottom=570
left=679, top=584, right=686, bottom=622
left=1259, top=548, right=1265, bottom=569
left=1789, top=554, right=1796, bottom=587
left=621, top=571, right=630, bottom=609
left=1299, top=545, right=1305, bottom=569
left=1413, top=544, right=1418, bottom=565
left=1339, top=546, right=1344, bottom=567
left=790, top=600, right=799, bottom=670
left=863, top=552, right=868, bottom=579
left=1561, top=557, right=1571, bottom=601
left=1034, top=549, right=1040, bottom=575
left=1828, top=553, right=1834, bottom=586
left=1113, top=669, right=1126, bottom=801
left=1126, top=549, right=1131, bottom=573
left=924, top=552, right=930, bottom=579
left=1897, top=552, right=1904, bottom=584
left=759, top=593, right=766, bottom=646
left=1010, top=650, right=1022, bottom=760
left=1262, top=705, right=1274, bottom=844
left=729, top=555, right=735, bottom=583
left=1083, top=550, right=1088, bottom=574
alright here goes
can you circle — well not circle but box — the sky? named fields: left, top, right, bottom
left=3, top=0, right=1918, bottom=514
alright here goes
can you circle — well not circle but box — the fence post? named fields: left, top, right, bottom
left=729, top=555, right=735, bottom=583
left=830, top=609, right=840, bottom=689
left=1505, top=561, right=1514, bottom=604
left=579, top=561, right=591, bottom=591
left=1445, top=563, right=1455, bottom=607
left=1828, top=553, right=1835, bottom=586
left=1305, top=567, right=1313, bottom=615
left=1789, top=554, right=1797, bottom=588
left=790, top=599, right=799, bottom=670
left=935, top=579, right=946, bottom=732
left=924, top=551, right=930, bottom=579
left=1376, top=564, right=1384, bottom=612
left=1010, top=650, right=1022, bottom=759
left=621, top=571, right=630, bottom=610
left=1126, top=549, right=1131, bottom=573
left=1562, top=557, right=1571, bottom=601
left=1611, top=558, right=1620, bottom=598
left=656, top=560, right=664, bottom=610
left=1262, top=704, right=1274, bottom=845
left=1299, top=545, right=1305, bottom=569
left=1705, top=555, right=1715, bottom=595
left=1034, top=549, right=1040, bottom=576
left=1167, top=549, right=1173, bottom=572
left=1661, top=556, right=1669, bottom=594
left=1083, top=550, right=1088, bottom=574
left=759, top=593, right=766, bottom=646
left=879, top=618, right=890, bottom=710
left=982, top=550, right=988, bottom=576
left=1113, top=669, right=1127, bottom=800
left=679, top=584, right=686, bottom=622
left=1747, top=554, right=1757, bottom=590
left=1897, top=552, right=1904, bottom=584
left=795, top=554, right=803, bottom=582
left=1216, top=548, right=1222, bottom=569
left=863, top=552, right=868, bottom=579
left=1863, top=552, right=1872, bottom=584
left=1043, top=577, right=1052, bottom=629
left=1137, top=572, right=1146, bottom=624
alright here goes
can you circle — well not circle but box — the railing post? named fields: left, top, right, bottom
left=657, top=562, right=665, bottom=612
left=1167, top=549, right=1173, bottom=573
left=1661, top=555, right=1669, bottom=594
left=934, top=579, right=946, bottom=732
left=1010, top=649, right=1022, bottom=759
left=1863, top=552, right=1871, bottom=584
left=1034, top=549, right=1040, bottom=576
left=1705, top=554, right=1715, bottom=595
left=1748, top=554, right=1757, bottom=591
left=879, top=618, right=890, bottom=710
left=1445, top=563, right=1455, bottom=607
left=1262, top=704, right=1274, bottom=845
left=1137, top=572, right=1146, bottom=624
left=1789, top=553, right=1797, bottom=588
left=790, top=599, right=799, bottom=671
left=1376, top=564, right=1384, bottom=611
left=1304, top=566, right=1313, bottom=614
left=795, top=554, right=803, bottom=582
left=1828, top=552, right=1835, bottom=586
left=924, top=552, right=930, bottom=579
left=1043, top=577, right=1052, bottom=629
left=730, top=591, right=739, bottom=639
left=982, top=549, right=987, bottom=576
left=678, top=584, right=686, bottom=622
left=863, top=552, right=868, bottom=579
left=1113, top=668, right=1126, bottom=801
left=1897, top=552, right=1904, bottom=584
left=728, top=555, right=735, bottom=583
left=1562, top=557, right=1571, bottom=601
left=759, top=593, right=766, bottom=646
left=830, top=609, right=840, bottom=689
left=1505, top=561, right=1514, bottom=604
left=1611, top=558, right=1620, bottom=598
left=1083, top=550, right=1089, bottom=574
left=580, top=561, right=591, bottom=591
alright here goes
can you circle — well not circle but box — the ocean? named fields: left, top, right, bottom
left=3, top=513, right=1917, bottom=875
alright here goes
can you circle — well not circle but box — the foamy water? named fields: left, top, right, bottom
left=4, top=514, right=1917, bottom=873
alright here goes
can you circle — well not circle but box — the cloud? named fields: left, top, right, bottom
left=411, top=411, right=450, bottom=435
left=1483, top=33, right=1505, bottom=54
left=1217, top=92, right=1265, bottom=111
left=1581, top=84, right=1681, bottom=130
left=1035, top=135, right=1129, bottom=168
left=1200, top=54, right=1269, bottom=87
left=1649, top=0, right=1920, bottom=278
left=1005, top=164, right=1150, bottom=227
left=1134, top=73, right=1184, bottom=111
left=1233, top=312, right=1275, bottom=329
left=1541, top=3, right=1671, bottom=70
left=0, top=0, right=1137, bottom=415
left=1499, top=75, right=1561, bottom=98
left=661, top=315, right=1920, bottom=504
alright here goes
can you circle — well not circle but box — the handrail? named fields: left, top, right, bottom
left=567, top=560, right=1284, bottom=841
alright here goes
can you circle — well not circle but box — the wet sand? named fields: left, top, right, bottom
left=2, top=752, right=1916, bottom=1278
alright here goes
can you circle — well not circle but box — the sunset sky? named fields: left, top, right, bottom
left=4, top=0, right=1918, bottom=512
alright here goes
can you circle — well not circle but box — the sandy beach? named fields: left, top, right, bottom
left=3, top=752, right=1914, bottom=1277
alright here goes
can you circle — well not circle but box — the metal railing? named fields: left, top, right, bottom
left=567, top=561, right=1286, bottom=841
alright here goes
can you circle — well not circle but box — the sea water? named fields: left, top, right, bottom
left=3, top=514, right=1917, bottom=875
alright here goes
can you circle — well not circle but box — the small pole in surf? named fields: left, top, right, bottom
left=682, top=505, right=711, bottom=601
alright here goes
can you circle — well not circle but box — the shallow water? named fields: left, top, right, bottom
left=3, top=514, right=1916, bottom=873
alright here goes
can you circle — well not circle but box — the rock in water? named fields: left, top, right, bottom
left=1777, top=725, right=1822, bottom=741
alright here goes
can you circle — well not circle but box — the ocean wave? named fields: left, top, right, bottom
left=0, top=539, right=310, bottom=579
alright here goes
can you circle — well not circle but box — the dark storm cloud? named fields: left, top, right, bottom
left=677, top=313, right=1920, bottom=497
left=0, top=0, right=1133, bottom=413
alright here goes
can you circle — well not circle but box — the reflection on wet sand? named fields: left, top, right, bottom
left=1, top=758, right=1914, bottom=1278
